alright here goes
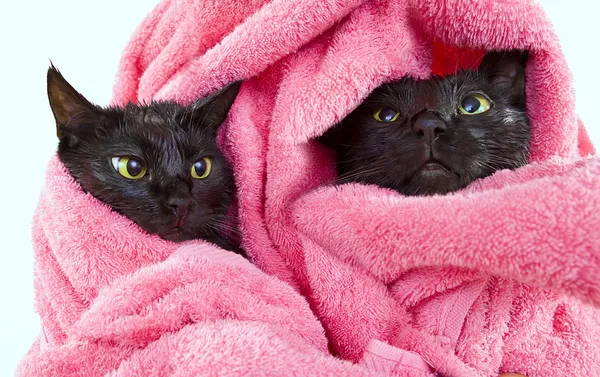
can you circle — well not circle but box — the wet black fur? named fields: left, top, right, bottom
left=47, top=66, right=242, bottom=252
left=320, top=51, right=530, bottom=196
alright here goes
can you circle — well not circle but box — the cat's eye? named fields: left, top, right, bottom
left=458, top=94, right=491, bottom=115
left=191, top=157, right=212, bottom=179
left=111, top=156, right=147, bottom=179
left=372, top=107, right=400, bottom=122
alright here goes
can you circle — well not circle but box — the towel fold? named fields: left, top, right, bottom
left=21, top=0, right=600, bottom=376
left=17, top=157, right=400, bottom=376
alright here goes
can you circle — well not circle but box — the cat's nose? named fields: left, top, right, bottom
left=412, top=113, right=446, bottom=145
left=166, top=197, right=191, bottom=214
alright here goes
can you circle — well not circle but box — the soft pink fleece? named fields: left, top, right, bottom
left=23, top=0, right=600, bottom=376
left=18, top=157, right=404, bottom=376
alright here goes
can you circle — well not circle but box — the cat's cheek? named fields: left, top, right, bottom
left=59, top=135, right=81, bottom=149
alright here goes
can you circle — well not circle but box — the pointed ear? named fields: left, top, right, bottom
left=479, top=50, right=528, bottom=102
left=187, top=81, right=242, bottom=132
left=47, top=65, right=100, bottom=139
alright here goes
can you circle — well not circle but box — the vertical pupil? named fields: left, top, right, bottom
left=381, top=108, right=396, bottom=121
left=127, top=159, right=142, bottom=176
left=462, top=97, right=481, bottom=113
left=195, top=161, right=206, bottom=175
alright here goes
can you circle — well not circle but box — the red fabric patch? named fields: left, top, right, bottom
left=431, top=41, right=486, bottom=77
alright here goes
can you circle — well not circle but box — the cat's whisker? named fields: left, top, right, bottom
left=332, top=143, right=361, bottom=149
left=207, top=216, right=241, bottom=233
left=337, top=166, right=387, bottom=182
left=210, top=222, right=240, bottom=236
left=336, top=155, right=380, bottom=165
left=410, top=185, right=422, bottom=196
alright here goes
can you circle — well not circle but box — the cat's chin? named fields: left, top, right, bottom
left=399, top=167, right=466, bottom=196
left=159, top=228, right=195, bottom=242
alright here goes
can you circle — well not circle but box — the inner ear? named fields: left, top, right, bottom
left=478, top=50, right=528, bottom=102
left=47, top=66, right=100, bottom=139
left=188, top=81, right=242, bottom=132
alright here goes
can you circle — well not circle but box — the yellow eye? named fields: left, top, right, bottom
left=372, top=107, right=400, bottom=122
left=111, top=156, right=147, bottom=179
left=191, top=157, right=212, bottom=179
left=458, top=94, right=491, bottom=115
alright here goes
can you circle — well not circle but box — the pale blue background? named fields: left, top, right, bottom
left=0, top=0, right=598, bottom=374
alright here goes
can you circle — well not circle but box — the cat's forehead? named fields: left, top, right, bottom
left=117, top=104, right=201, bottom=135
left=124, top=103, right=179, bottom=127
left=106, top=105, right=216, bottom=154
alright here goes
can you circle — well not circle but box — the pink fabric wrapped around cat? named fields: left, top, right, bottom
left=17, top=157, right=394, bottom=376
left=20, top=0, right=600, bottom=376
left=18, top=2, right=431, bottom=376
left=111, top=0, right=600, bottom=376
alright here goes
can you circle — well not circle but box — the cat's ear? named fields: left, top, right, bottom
left=47, top=65, right=101, bottom=140
left=479, top=50, right=528, bottom=102
left=188, top=81, right=242, bottom=132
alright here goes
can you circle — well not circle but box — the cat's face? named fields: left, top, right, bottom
left=322, top=51, right=530, bottom=196
left=47, top=67, right=240, bottom=244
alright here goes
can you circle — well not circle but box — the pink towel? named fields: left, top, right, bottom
left=111, top=0, right=600, bottom=376
left=22, top=0, right=600, bottom=376
left=18, top=157, right=406, bottom=376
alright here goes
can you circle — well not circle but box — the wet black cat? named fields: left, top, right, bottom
left=47, top=66, right=241, bottom=251
left=321, top=51, right=530, bottom=196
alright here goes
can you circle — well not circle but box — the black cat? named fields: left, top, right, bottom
left=47, top=66, right=242, bottom=252
left=321, top=51, right=530, bottom=196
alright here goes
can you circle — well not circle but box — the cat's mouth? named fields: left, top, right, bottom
left=418, top=159, right=453, bottom=174
left=159, top=215, right=192, bottom=240
left=160, top=217, right=188, bottom=237
left=400, top=158, right=468, bottom=196
left=159, top=226, right=195, bottom=242
left=175, top=215, right=187, bottom=228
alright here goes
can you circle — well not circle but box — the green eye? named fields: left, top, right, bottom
left=458, top=94, right=491, bottom=115
left=111, top=156, right=147, bottom=179
left=372, top=107, right=400, bottom=122
left=191, top=157, right=212, bottom=179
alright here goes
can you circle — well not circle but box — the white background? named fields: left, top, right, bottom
left=0, top=0, right=598, bottom=374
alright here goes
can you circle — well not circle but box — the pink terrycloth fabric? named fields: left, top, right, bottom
left=18, top=156, right=401, bottom=376
left=109, top=0, right=600, bottom=376
left=21, top=0, right=600, bottom=376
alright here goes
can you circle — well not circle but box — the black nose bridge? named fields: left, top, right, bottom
left=165, top=178, right=192, bottom=210
left=412, top=110, right=447, bottom=144
left=167, top=177, right=189, bottom=192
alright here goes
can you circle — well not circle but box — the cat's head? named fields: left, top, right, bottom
left=321, top=50, right=530, bottom=196
left=47, top=66, right=241, bottom=243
